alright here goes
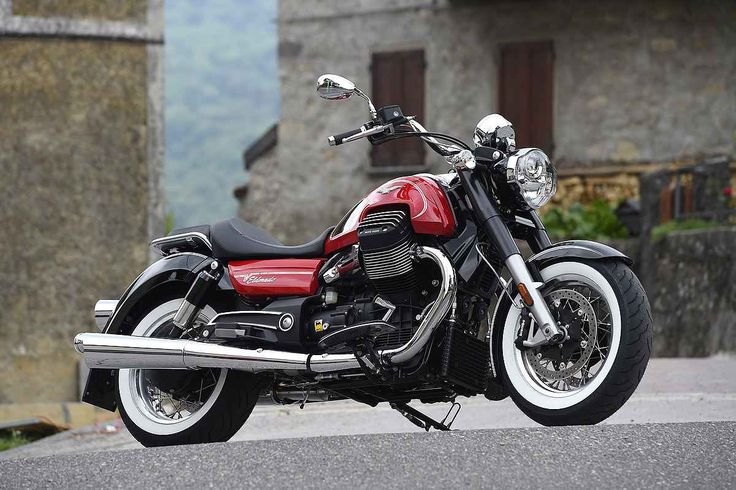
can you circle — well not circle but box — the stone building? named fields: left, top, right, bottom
left=239, top=0, right=735, bottom=242
left=0, top=0, right=163, bottom=405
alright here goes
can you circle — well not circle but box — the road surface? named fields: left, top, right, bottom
left=1, top=422, right=734, bottom=489
left=0, top=358, right=734, bottom=488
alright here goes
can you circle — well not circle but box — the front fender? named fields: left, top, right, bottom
left=528, top=240, right=632, bottom=268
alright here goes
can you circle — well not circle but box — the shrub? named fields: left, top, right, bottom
left=543, top=200, right=629, bottom=240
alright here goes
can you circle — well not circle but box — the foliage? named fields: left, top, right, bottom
left=543, top=200, right=629, bottom=240
left=650, top=218, right=721, bottom=242
left=165, top=0, right=278, bottom=228
left=0, top=432, right=30, bottom=452
left=164, top=212, right=176, bottom=235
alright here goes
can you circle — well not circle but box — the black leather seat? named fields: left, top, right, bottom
left=208, top=218, right=332, bottom=260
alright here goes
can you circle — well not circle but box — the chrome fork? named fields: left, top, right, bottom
left=504, top=254, right=563, bottom=345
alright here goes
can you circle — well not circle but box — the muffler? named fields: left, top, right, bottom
left=74, top=246, right=456, bottom=375
left=74, top=332, right=357, bottom=373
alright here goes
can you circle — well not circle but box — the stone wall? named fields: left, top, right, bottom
left=644, top=228, right=736, bottom=357
left=0, top=0, right=163, bottom=403
left=241, top=0, right=736, bottom=242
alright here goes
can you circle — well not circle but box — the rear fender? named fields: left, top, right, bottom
left=84, top=252, right=226, bottom=411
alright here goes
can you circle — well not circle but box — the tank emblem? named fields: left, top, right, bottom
left=377, top=185, right=401, bottom=195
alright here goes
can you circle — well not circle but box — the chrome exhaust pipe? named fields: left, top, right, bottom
left=74, top=332, right=355, bottom=372
left=74, top=246, right=456, bottom=374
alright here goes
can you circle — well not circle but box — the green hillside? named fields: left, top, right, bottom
left=164, top=0, right=278, bottom=228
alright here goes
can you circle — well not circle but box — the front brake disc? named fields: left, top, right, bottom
left=525, top=288, right=597, bottom=381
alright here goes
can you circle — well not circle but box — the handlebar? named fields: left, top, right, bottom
left=326, top=118, right=471, bottom=166
left=327, top=127, right=364, bottom=146
left=327, top=124, right=391, bottom=146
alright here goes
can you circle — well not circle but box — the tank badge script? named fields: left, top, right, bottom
left=236, top=272, right=278, bottom=284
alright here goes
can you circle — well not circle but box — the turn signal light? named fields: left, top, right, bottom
left=517, top=283, right=534, bottom=306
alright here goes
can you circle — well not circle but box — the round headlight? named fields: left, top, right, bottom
left=506, top=148, right=557, bottom=209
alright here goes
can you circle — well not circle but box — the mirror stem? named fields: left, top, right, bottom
left=355, top=88, right=378, bottom=120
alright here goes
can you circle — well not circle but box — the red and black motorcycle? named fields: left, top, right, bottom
left=75, top=74, right=652, bottom=447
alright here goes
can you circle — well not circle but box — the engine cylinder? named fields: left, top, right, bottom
left=358, top=208, right=417, bottom=295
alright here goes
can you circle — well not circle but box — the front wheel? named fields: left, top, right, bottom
left=116, top=298, right=266, bottom=447
left=494, top=259, right=652, bottom=426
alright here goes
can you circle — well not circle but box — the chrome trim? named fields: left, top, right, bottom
left=514, top=216, right=536, bottom=228
left=94, top=300, right=119, bottom=331
left=150, top=232, right=212, bottom=255
left=528, top=244, right=603, bottom=263
left=172, top=299, right=198, bottom=328
left=74, top=247, right=457, bottom=373
left=374, top=296, right=396, bottom=323
left=226, top=322, right=278, bottom=330
left=415, top=172, right=459, bottom=189
left=474, top=114, right=515, bottom=152
left=209, top=310, right=283, bottom=322
left=208, top=310, right=285, bottom=330
left=504, top=254, right=561, bottom=341
left=279, top=313, right=295, bottom=332
left=381, top=245, right=456, bottom=364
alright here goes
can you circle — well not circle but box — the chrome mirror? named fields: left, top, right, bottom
left=316, top=74, right=356, bottom=100
left=474, top=114, right=516, bottom=154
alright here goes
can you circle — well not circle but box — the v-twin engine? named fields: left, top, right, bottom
left=358, top=208, right=417, bottom=295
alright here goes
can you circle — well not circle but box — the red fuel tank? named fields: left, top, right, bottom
left=325, top=175, right=456, bottom=254
left=228, top=259, right=324, bottom=297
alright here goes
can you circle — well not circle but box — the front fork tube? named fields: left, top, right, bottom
left=458, top=169, right=562, bottom=343
left=504, top=254, right=562, bottom=343
left=173, top=259, right=223, bottom=329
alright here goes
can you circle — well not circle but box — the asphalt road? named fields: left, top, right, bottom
left=1, top=422, right=734, bottom=489
left=1, top=358, right=735, bottom=488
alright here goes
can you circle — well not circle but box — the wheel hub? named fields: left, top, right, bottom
left=525, top=289, right=597, bottom=382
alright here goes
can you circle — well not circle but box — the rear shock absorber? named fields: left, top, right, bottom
left=172, top=260, right=224, bottom=329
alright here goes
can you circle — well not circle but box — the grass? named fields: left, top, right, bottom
left=0, top=432, right=31, bottom=452
left=650, top=218, right=722, bottom=242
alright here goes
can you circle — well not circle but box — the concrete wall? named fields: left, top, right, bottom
left=0, top=0, right=164, bottom=403
left=242, top=0, right=736, bottom=242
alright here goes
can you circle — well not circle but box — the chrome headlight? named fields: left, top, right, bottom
left=506, top=148, right=557, bottom=209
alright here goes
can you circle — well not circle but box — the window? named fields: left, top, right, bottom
left=499, top=41, right=554, bottom=155
left=370, top=49, right=426, bottom=169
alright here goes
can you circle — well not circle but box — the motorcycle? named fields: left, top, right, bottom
left=74, top=74, right=652, bottom=447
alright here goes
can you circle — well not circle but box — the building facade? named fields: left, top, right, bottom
left=0, top=0, right=164, bottom=403
left=239, top=0, right=735, bottom=242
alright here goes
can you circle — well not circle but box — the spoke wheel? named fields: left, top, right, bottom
left=522, top=285, right=611, bottom=393
left=117, top=300, right=227, bottom=436
left=494, top=259, right=652, bottom=425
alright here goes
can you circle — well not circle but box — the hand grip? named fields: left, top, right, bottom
left=328, top=127, right=363, bottom=146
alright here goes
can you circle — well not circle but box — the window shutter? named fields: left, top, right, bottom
left=499, top=41, right=554, bottom=155
left=371, top=50, right=426, bottom=168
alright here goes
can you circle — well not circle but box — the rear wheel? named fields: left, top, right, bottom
left=116, top=299, right=266, bottom=447
left=494, top=259, right=652, bottom=425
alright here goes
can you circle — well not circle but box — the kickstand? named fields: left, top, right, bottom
left=390, top=401, right=461, bottom=432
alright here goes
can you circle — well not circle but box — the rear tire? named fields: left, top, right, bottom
left=116, top=299, right=267, bottom=447
left=494, top=259, right=652, bottom=426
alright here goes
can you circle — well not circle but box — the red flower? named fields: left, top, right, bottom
left=724, top=187, right=733, bottom=198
